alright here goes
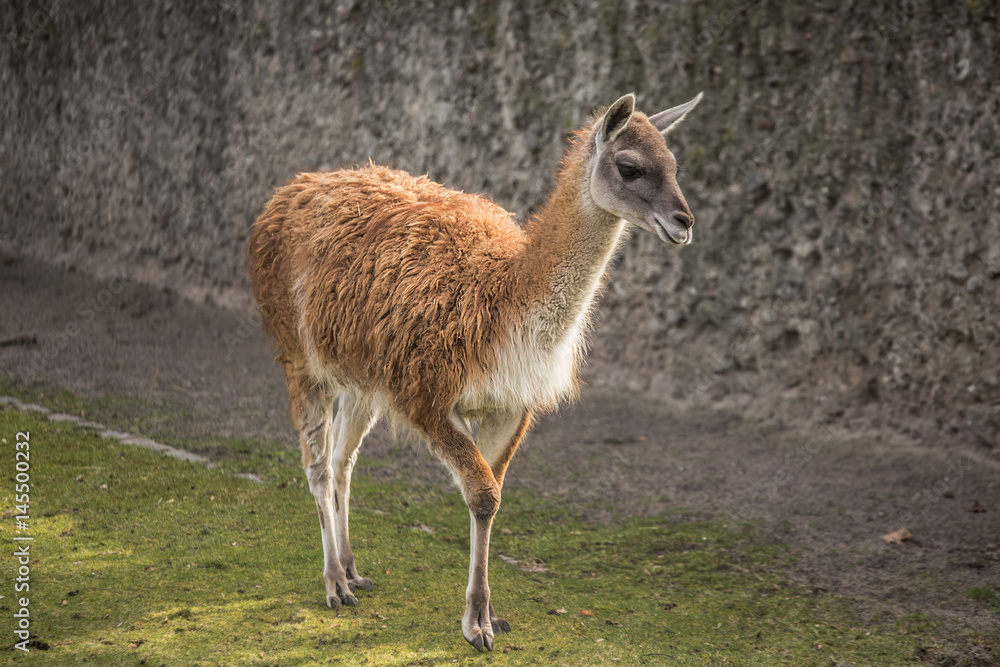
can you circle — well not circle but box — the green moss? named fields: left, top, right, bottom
left=0, top=407, right=942, bottom=665
left=968, top=586, right=996, bottom=601
left=968, top=586, right=1000, bottom=614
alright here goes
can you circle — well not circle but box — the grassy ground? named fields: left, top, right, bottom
left=0, top=407, right=945, bottom=665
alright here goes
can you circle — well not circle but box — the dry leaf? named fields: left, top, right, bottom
left=881, top=527, right=913, bottom=545
left=547, top=608, right=567, bottom=616
left=578, top=610, right=595, bottom=617
left=970, top=501, right=986, bottom=513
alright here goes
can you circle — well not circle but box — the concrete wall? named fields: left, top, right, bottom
left=2, top=0, right=998, bottom=449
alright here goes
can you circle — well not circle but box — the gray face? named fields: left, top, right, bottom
left=589, top=93, right=702, bottom=245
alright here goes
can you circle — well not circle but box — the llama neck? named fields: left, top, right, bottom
left=519, top=131, right=626, bottom=343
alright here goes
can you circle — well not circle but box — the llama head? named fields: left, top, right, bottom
left=589, top=92, right=703, bottom=245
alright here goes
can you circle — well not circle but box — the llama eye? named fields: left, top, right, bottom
left=617, top=163, right=641, bottom=180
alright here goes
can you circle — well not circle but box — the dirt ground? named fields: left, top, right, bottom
left=1, top=254, right=997, bottom=664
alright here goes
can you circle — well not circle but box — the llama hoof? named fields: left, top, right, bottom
left=464, top=625, right=493, bottom=652
left=326, top=591, right=359, bottom=608
left=326, top=581, right=359, bottom=608
left=488, top=601, right=509, bottom=633
left=491, top=617, right=511, bottom=634
left=463, top=602, right=495, bottom=651
left=347, top=576, right=374, bottom=593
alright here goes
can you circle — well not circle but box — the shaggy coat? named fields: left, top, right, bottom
left=249, top=126, right=603, bottom=426
left=247, top=91, right=701, bottom=652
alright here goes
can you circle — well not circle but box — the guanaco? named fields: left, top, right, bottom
left=248, top=92, right=702, bottom=650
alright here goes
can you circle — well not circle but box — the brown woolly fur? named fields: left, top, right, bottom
left=256, top=166, right=526, bottom=422
left=250, top=125, right=601, bottom=427
left=247, top=92, right=702, bottom=650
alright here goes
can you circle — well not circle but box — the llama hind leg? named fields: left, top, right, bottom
left=330, top=392, right=378, bottom=593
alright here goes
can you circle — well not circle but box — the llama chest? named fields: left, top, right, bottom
left=460, top=307, right=589, bottom=414
left=459, top=256, right=611, bottom=415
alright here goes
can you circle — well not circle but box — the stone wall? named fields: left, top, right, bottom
left=2, top=0, right=997, bottom=450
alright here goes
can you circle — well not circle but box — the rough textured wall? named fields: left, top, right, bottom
left=2, top=1, right=998, bottom=451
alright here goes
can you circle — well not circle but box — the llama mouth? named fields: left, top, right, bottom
left=651, top=213, right=692, bottom=245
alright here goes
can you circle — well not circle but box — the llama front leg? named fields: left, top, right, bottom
left=465, top=511, right=497, bottom=651
left=330, top=393, right=377, bottom=594
left=418, top=413, right=502, bottom=651
left=474, top=408, right=532, bottom=635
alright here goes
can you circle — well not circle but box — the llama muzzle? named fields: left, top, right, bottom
left=652, top=212, right=693, bottom=245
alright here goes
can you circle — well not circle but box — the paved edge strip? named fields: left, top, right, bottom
left=0, top=394, right=220, bottom=469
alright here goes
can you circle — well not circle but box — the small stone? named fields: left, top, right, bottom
left=954, top=57, right=970, bottom=81
left=965, top=274, right=983, bottom=293
left=684, top=286, right=699, bottom=305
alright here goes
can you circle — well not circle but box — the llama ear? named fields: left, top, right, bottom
left=649, top=92, right=704, bottom=134
left=598, top=93, right=635, bottom=145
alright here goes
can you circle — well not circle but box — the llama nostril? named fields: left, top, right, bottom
left=675, top=212, right=694, bottom=229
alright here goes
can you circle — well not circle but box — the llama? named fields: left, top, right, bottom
left=247, top=92, right=702, bottom=651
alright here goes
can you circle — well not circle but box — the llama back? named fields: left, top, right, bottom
left=248, top=165, right=530, bottom=421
